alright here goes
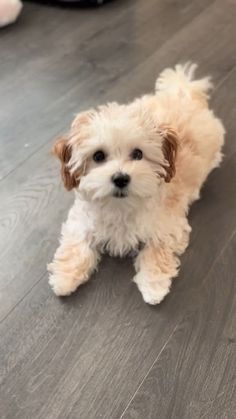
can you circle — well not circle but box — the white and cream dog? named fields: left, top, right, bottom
left=48, top=63, right=225, bottom=304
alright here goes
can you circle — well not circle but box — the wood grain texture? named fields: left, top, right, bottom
left=0, top=0, right=214, bottom=180
left=121, top=235, right=236, bottom=419
left=0, top=0, right=236, bottom=418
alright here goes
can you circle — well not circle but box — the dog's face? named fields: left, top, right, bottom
left=53, top=103, right=178, bottom=202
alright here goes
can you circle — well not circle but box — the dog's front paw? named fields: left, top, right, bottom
left=133, top=272, right=171, bottom=305
left=47, top=241, right=99, bottom=297
left=48, top=270, right=79, bottom=297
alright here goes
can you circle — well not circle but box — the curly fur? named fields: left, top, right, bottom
left=48, top=63, right=225, bottom=304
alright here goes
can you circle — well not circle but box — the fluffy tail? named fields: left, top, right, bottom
left=155, top=62, right=213, bottom=102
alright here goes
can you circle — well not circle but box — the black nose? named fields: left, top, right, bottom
left=112, top=173, right=130, bottom=189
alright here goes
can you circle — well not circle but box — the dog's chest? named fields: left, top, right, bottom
left=92, top=203, right=152, bottom=256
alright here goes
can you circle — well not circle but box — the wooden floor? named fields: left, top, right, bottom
left=1, top=0, right=236, bottom=418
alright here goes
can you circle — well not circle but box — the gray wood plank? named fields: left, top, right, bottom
left=0, top=257, right=182, bottom=419
left=107, top=0, right=236, bottom=104
left=121, top=234, right=236, bottom=419
left=0, top=0, right=214, bottom=180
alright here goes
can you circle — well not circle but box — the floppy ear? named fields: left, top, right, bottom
left=53, top=110, right=94, bottom=190
left=160, top=125, right=179, bottom=182
left=52, top=137, right=79, bottom=191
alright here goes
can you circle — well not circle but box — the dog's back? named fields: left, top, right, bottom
left=145, top=63, right=225, bottom=206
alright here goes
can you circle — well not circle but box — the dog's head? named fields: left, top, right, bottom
left=53, top=102, right=178, bottom=202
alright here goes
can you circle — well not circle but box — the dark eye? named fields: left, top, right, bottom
left=131, top=148, right=143, bottom=160
left=93, top=150, right=106, bottom=163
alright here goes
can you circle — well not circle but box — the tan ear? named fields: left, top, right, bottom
left=160, top=125, right=179, bottom=182
left=52, top=137, right=79, bottom=191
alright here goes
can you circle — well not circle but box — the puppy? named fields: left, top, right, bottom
left=48, top=63, right=225, bottom=304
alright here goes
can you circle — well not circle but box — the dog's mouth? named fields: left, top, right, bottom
left=113, top=189, right=128, bottom=198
